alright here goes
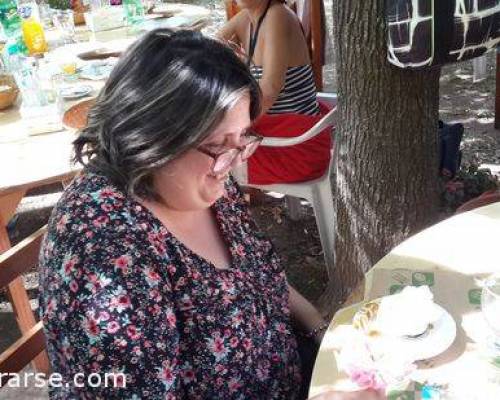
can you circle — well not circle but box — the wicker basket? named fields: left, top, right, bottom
left=0, top=74, right=18, bottom=110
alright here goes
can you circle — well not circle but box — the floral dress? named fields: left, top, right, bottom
left=38, top=170, right=302, bottom=399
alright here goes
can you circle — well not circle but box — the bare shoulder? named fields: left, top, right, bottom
left=265, top=3, right=297, bottom=27
left=232, top=9, right=252, bottom=28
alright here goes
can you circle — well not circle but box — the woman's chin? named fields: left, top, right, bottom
left=202, top=176, right=227, bottom=203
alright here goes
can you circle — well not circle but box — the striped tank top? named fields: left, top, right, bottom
left=250, top=64, right=320, bottom=116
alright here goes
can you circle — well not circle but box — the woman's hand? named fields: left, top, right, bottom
left=311, top=389, right=386, bottom=400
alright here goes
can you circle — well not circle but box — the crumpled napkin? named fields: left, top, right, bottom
left=373, top=285, right=444, bottom=338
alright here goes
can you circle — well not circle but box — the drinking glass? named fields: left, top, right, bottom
left=52, top=9, right=75, bottom=44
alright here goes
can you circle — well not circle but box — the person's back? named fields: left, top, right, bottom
left=219, top=0, right=331, bottom=186
left=219, top=0, right=318, bottom=115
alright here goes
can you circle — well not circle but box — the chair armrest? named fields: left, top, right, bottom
left=317, top=92, right=338, bottom=108
left=261, top=106, right=337, bottom=147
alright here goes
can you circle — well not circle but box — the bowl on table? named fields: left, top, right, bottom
left=63, top=98, right=96, bottom=130
left=0, top=75, right=19, bottom=111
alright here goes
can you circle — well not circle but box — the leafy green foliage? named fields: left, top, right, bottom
left=440, top=164, right=499, bottom=214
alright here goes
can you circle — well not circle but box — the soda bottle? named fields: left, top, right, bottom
left=0, top=0, right=22, bottom=38
left=18, top=3, right=48, bottom=55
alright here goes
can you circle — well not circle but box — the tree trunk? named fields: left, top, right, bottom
left=320, top=0, right=441, bottom=313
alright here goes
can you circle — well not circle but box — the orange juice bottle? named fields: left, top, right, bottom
left=19, top=4, right=48, bottom=55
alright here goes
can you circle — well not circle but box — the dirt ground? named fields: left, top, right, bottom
left=2, top=0, right=500, bottom=364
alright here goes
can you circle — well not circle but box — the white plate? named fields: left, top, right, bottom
left=60, top=85, right=93, bottom=100
left=79, top=61, right=116, bottom=81
left=393, top=304, right=457, bottom=360
left=354, top=301, right=457, bottom=361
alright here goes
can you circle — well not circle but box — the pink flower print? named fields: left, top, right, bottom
left=242, top=338, right=252, bottom=351
left=271, top=353, right=281, bottom=363
left=234, top=270, right=244, bottom=279
left=231, top=311, right=243, bottom=327
left=85, top=230, right=94, bottom=239
left=234, top=244, right=246, bottom=257
left=101, top=203, right=113, bottom=212
left=182, top=368, right=195, bottom=384
left=56, top=214, right=69, bottom=233
left=220, top=280, right=234, bottom=292
left=114, top=338, right=127, bottom=348
left=113, top=373, right=126, bottom=388
left=157, top=362, right=176, bottom=390
left=83, top=315, right=100, bottom=338
left=69, top=281, right=79, bottom=293
left=92, top=215, right=109, bottom=228
left=208, top=335, right=229, bottom=361
left=99, top=187, right=117, bottom=198
left=229, top=337, right=239, bottom=348
left=228, top=377, right=242, bottom=393
left=276, top=322, right=288, bottom=334
left=63, top=256, right=78, bottom=275
left=106, top=321, right=120, bottom=334
left=145, top=267, right=161, bottom=286
left=215, top=364, right=227, bottom=374
left=126, top=325, right=141, bottom=340
left=149, top=288, right=162, bottom=302
left=150, top=303, right=161, bottom=316
left=256, top=366, right=269, bottom=381
left=147, top=232, right=167, bottom=255
left=166, top=310, right=177, bottom=328
left=98, top=311, right=110, bottom=322
left=110, top=293, right=132, bottom=313
left=114, top=255, right=132, bottom=274
left=167, top=264, right=177, bottom=275
left=89, top=347, right=99, bottom=356
left=190, top=270, right=201, bottom=280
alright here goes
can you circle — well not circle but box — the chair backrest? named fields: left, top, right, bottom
left=224, top=0, right=324, bottom=90
left=0, top=226, right=50, bottom=387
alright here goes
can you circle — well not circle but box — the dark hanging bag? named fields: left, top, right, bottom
left=438, top=120, right=464, bottom=178
left=387, top=0, right=500, bottom=68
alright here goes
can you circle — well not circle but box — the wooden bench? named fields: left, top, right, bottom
left=0, top=226, right=50, bottom=388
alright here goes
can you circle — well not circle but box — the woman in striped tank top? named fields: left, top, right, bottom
left=218, top=0, right=333, bottom=185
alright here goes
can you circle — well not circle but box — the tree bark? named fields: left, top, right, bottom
left=320, top=0, right=441, bottom=313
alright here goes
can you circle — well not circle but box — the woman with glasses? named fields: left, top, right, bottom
left=38, top=29, right=382, bottom=400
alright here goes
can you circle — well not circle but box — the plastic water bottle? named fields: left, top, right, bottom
left=6, top=43, right=63, bottom=133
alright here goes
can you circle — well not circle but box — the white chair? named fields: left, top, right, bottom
left=244, top=93, right=337, bottom=272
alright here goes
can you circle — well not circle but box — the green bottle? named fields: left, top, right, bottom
left=123, top=0, right=144, bottom=27
left=0, top=0, right=22, bottom=38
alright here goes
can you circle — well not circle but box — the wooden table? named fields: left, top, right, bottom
left=0, top=100, right=81, bottom=372
left=310, top=202, right=500, bottom=399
